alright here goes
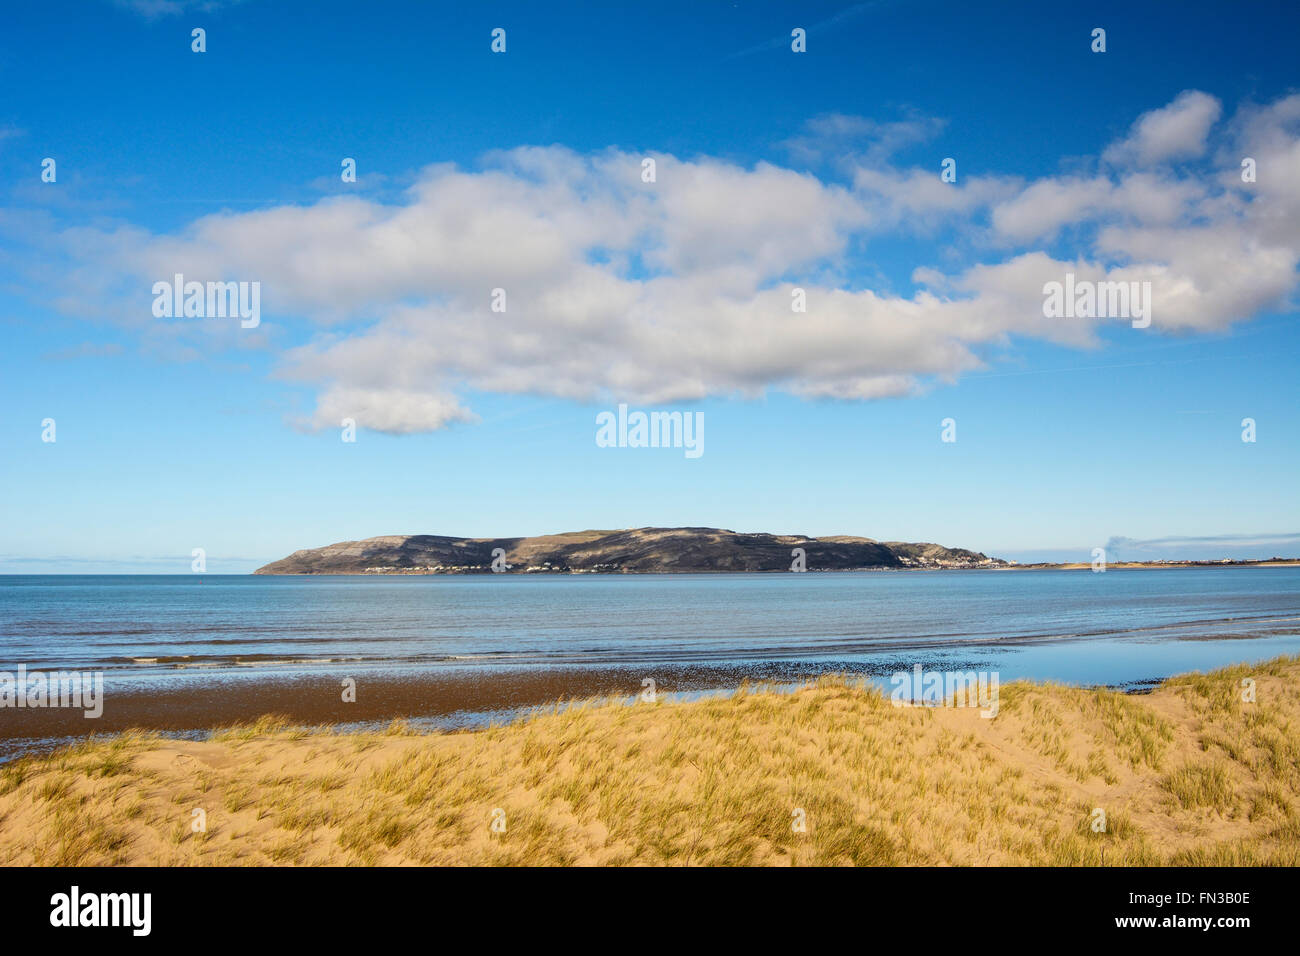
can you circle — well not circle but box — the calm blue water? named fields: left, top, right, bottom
left=1, top=569, right=1299, bottom=690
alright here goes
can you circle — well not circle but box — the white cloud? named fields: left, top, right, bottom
left=854, top=166, right=1021, bottom=232
left=35, top=92, right=1300, bottom=433
left=782, top=112, right=947, bottom=166
left=988, top=173, right=1206, bottom=243
left=1104, top=90, right=1223, bottom=166
left=308, top=387, right=478, bottom=434
left=991, top=176, right=1113, bottom=242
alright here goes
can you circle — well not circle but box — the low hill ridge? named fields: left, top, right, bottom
left=254, top=527, right=1004, bottom=574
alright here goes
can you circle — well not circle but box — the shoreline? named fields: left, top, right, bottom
left=253, top=560, right=1300, bottom=576
left=0, top=663, right=835, bottom=759
left=4, top=561, right=1297, bottom=578
left=8, top=624, right=1300, bottom=759
left=1004, top=560, right=1300, bottom=570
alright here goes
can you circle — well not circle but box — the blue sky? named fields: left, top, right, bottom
left=1, top=0, right=1298, bottom=571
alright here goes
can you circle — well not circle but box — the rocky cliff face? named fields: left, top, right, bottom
left=254, top=527, right=1004, bottom=574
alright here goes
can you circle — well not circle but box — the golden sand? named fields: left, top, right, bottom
left=1, top=657, right=1296, bottom=866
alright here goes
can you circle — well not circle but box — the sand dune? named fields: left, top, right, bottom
left=1, top=657, right=1297, bottom=865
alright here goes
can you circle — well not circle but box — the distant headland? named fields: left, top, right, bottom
left=253, top=528, right=1300, bottom=575
left=253, top=527, right=1004, bottom=574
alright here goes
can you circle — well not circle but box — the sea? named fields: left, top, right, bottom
left=4, top=566, right=1300, bottom=683
left=1, top=568, right=1298, bottom=754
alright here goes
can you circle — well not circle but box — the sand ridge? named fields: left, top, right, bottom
left=0, top=657, right=1297, bottom=865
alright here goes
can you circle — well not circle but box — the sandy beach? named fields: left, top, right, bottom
left=1, top=656, right=1296, bottom=866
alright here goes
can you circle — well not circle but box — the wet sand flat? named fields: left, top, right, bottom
left=0, top=662, right=828, bottom=753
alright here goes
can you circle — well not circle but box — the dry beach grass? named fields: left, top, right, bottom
left=1, top=657, right=1298, bottom=866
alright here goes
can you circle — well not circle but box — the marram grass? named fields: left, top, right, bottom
left=1, top=657, right=1298, bottom=866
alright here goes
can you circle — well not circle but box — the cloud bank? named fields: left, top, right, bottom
left=32, top=91, right=1300, bottom=433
